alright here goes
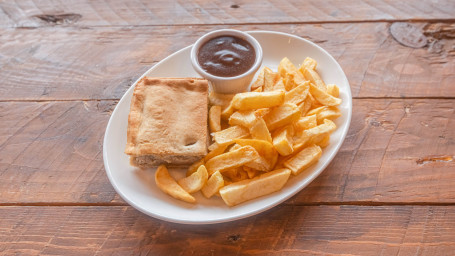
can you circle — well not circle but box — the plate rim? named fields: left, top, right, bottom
left=103, top=30, right=352, bottom=224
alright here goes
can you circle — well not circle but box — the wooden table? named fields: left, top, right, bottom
left=1, top=1, right=455, bottom=255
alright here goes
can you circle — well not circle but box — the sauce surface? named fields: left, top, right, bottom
left=197, top=36, right=256, bottom=77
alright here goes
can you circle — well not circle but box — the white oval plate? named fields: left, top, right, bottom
left=103, top=31, right=352, bottom=224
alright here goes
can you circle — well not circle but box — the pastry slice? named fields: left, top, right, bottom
left=125, top=77, right=208, bottom=168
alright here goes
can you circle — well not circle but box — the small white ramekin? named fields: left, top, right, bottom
left=190, top=29, right=263, bottom=94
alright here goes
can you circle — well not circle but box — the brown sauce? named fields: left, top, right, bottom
left=197, top=36, right=256, bottom=77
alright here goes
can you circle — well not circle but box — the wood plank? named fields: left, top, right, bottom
left=1, top=23, right=454, bottom=100
left=1, top=99, right=454, bottom=204
left=1, top=0, right=454, bottom=28
left=0, top=205, right=454, bottom=255
left=0, top=101, right=122, bottom=204
left=296, top=98, right=455, bottom=204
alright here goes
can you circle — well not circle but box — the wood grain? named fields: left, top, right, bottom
left=1, top=99, right=453, bottom=204
left=0, top=23, right=454, bottom=100
left=1, top=0, right=454, bottom=28
left=0, top=101, right=122, bottom=204
left=296, top=98, right=455, bottom=204
left=0, top=205, right=454, bottom=255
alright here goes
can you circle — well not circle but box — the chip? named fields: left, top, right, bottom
left=223, top=167, right=248, bottom=182
left=235, top=139, right=278, bottom=172
left=272, top=125, right=294, bottom=156
left=309, top=83, right=341, bottom=106
left=208, top=91, right=235, bottom=107
left=284, top=144, right=322, bottom=175
left=204, top=143, right=229, bottom=162
left=263, top=67, right=279, bottom=92
left=278, top=57, right=306, bottom=85
left=327, top=84, right=339, bottom=97
left=219, top=168, right=291, bottom=206
left=244, top=166, right=259, bottom=179
left=220, top=100, right=236, bottom=120
left=317, top=135, right=330, bottom=148
left=249, top=117, right=273, bottom=143
left=294, top=119, right=336, bottom=147
left=294, top=115, right=317, bottom=131
left=285, top=81, right=310, bottom=105
left=201, top=171, right=224, bottom=198
left=186, top=158, right=204, bottom=176
left=302, top=57, right=317, bottom=70
left=178, top=165, right=208, bottom=193
left=250, top=68, right=265, bottom=91
left=302, top=67, right=326, bottom=91
left=213, top=125, right=249, bottom=146
left=232, top=91, right=285, bottom=110
left=155, top=165, right=196, bottom=203
left=209, top=105, right=222, bottom=133
left=263, top=102, right=301, bottom=131
left=229, top=110, right=258, bottom=128
left=205, top=145, right=260, bottom=175
left=297, top=96, right=312, bottom=116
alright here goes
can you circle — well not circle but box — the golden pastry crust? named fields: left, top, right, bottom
left=125, top=77, right=208, bottom=166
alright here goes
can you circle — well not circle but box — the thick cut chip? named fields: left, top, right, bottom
left=235, top=139, right=278, bottom=172
left=284, top=144, right=322, bottom=175
left=208, top=142, right=219, bottom=151
left=317, top=135, right=330, bottom=148
left=232, top=91, right=285, bottom=110
left=244, top=166, right=259, bottom=179
left=278, top=58, right=306, bottom=85
left=283, top=73, right=298, bottom=91
left=251, top=67, right=265, bottom=90
left=263, top=102, right=301, bottom=131
left=209, top=91, right=235, bottom=108
left=302, top=67, right=326, bottom=91
left=297, top=96, right=312, bottom=116
left=213, top=125, right=249, bottom=146
left=223, top=167, right=248, bottom=182
left=278, top=57, right=299, bottom=77
left=249, top=117, right=272, bottom=143
left=314, top=106, right=341, bottom=124
left=209, top=105, right=222, bottom=133
left=294, top=115, right=317, bottom=131
left=220, top=100, right=236, bottom=120
left=255, top=108, right=271, bottom=118
left=229, top=110, right=257, bottom=128
left=307, top=106, right=327, bottom=116
left=234, top=139, right=277, bottom=159
left=285, top=81, right=310, bottom=105
left=309, top=83, right=342, bottom=106
left=302, top=57, right=317, bottom=70
left=273, top=79, right=286, bottom=91
left=201, top=171, right=224, bottom=198
left=327, top=84, right=339, bottom=97
left=264, top=67, right=280, bottom=91
left=204, top=143, right=229, bottom=162
left=228, top=143, right=242, bottom=152
left=186, top=158, right=205, bottom=176
left=178, top=165, right=209, bottom=193
left=245, top=155, right=271, bottom=172
left=155, top=165, right=195, bottom=203
left=294, top=119, right=337, bottom=147
left=272, top=126, right=294, bottom=156
left=205, top=145, right=260, bottom=175
left=308, top=93, right=323, bottom=109
left=219, top=168, right=291, bottom=206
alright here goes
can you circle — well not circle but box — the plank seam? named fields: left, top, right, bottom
left=0, top=97, right=454, bottom=103
left=1, top=202, right=454, bottom=207
left=9, top=18, right=455, bottom=29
